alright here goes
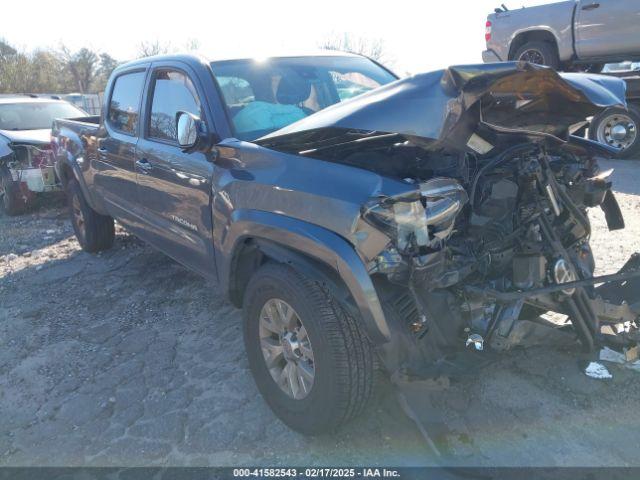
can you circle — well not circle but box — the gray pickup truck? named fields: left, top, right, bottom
left=484, top=0, right=640, bottom=73
left=52, top=53, right=640, bottom=435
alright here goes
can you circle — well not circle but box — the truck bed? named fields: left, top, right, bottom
left=58, top=115, right=101, bottom=126
left=52, top=115, right=100, bottom=142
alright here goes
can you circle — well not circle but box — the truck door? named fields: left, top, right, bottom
left=134, top=65, right=216, bottom=278
left=94, top=69, right=147, bottom=225
left=575, top=0, right=640, bottom=59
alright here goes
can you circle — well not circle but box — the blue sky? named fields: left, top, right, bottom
left=4, top=0, right=557, bottom=75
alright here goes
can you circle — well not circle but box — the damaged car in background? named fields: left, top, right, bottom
left=52, top=54, right=640, bottom=435
left=0, top=96, right=86, bottom=215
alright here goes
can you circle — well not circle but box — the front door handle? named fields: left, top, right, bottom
left=136, top=158, right=153, bottom=173
left=582, top=2, right=600, bottom=10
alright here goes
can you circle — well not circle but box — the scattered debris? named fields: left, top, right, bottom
left=584, top=361, right=613, bottom=380
left=599, top=346, right=640, bottom=372
left=465, top=334, right=484, bottom=351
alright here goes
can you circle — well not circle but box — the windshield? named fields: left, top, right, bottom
left=211, top=56, right=397, bottom=141
left=0, top=102, right=86, bottom=131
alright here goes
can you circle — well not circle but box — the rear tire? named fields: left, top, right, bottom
left=513, top=41, right=560, bottom=70
left=0, top=165, right=30, bottom=216
left=589, top=105, right=640, bottom=159
left=243, top=262, right=375, bottom=434
left=66, top=178, right=115, bottom=252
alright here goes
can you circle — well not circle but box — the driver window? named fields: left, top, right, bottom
left=148, top=69, right=201, bottom=142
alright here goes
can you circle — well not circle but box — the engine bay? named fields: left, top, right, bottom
left=356, top=135, right=640, bottom=376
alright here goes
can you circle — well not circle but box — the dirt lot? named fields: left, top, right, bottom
left=1, top=159, right=640, bottom=467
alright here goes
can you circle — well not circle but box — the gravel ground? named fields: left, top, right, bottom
left=1, top=159, right=640, bottom=467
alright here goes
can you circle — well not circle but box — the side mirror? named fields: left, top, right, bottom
left=176, top=111, right=201, bottom=150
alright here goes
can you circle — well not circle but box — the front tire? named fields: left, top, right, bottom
left=243, top=263, right=375, bottom=434
left=66, top=179, right=115, bottom=252
left=0, top=165, right=31, bottom=216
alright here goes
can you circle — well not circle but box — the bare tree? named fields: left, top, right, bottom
left=184, top=38, right=201, bottom=52
left=137, top=40, right=172, bottom=58
left=320, top=33, right=394, bottom=66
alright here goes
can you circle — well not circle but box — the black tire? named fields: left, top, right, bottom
left=0, top=165, right=30, bottom=216
left=66, top=178, right=115, bottom=252
left=589, top=105, right=640, bottom=159
left=243, top=262, right=375, bottom=435
left=513, top=41, right=560, bottom=70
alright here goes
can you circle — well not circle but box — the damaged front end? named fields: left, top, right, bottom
left=1, top=142, right=58, bottom=193
left=258, top=62, right=640, bottom=377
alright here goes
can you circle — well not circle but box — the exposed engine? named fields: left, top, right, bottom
left=363, top=139, right=638, bottom=375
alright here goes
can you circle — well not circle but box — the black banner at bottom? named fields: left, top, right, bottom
left=0, top=467, right=638, bottom=480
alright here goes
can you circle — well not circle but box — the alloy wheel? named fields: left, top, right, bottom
left=259, top=298, right=315, bottom=400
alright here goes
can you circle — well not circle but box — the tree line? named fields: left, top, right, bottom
left=0, top=39, right=204, bottom=95
left=0, top=35, right=392, bottom=95
left=0, top=40, right=119, bottom=94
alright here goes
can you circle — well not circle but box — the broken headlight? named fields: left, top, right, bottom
left=362, top=178, right=468, bottom=253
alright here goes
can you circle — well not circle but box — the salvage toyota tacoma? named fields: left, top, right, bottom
left=52, top=53, right=640, bottom=435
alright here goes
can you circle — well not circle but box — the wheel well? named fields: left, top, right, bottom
left=228, top=238, right=355, bottom=313
left=228, top=239, right=267, bottom=308
left=509, top=31, right=558, bottom=60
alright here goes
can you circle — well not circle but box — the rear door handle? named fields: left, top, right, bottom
left=135, top=158, right=153, bottom=173
left=582, top=2, right=600, bottom=10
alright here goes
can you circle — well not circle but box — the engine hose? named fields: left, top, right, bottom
left=470, top=143, right=536, bottom=211
left=549, top=171, right=591, bottom=237
left=564, top=296, right=594, bottom=352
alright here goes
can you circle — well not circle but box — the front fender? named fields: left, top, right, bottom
left=218, top=209, right=391, bottom=344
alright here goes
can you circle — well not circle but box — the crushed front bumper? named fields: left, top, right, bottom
left=9, top=166, right=60, bottom=193
left=466, top=253, right=640, bottom=352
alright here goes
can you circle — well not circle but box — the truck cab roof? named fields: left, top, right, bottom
left=114, top=50, right=368, bottom=73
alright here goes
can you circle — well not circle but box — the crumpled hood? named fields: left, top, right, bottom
left=259, top=62, right=627, bottom=151
left=0, top=128, right=51, bottom=145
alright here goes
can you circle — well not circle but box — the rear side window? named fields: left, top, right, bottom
left=148, top=70, right=201, bottom=142
left=108, top=71, right=146, bottom=135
